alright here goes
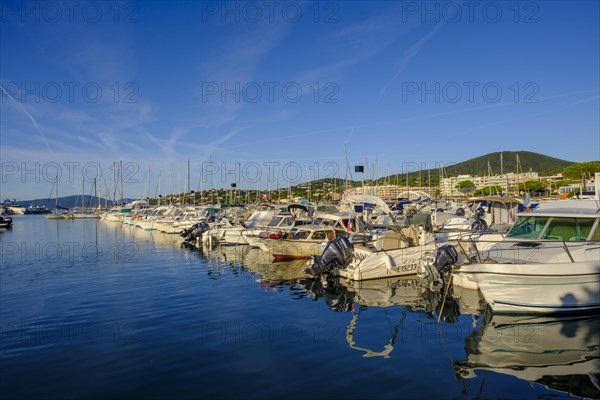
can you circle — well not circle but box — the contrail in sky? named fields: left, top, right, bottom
left=1, top=84, right=52, bottom=151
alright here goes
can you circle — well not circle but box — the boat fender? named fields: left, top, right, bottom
left=384, top=253, right=393, bottom=272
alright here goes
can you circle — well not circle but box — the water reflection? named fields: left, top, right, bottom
left=105, top=226, right=600, bottom=394
left=114, top=222, right=186, bottom=248
left=303, top=276, right=462, bottom=358
left=456, top=314, right=600, bottom=398
left=199, top=246, right=309, bottom=286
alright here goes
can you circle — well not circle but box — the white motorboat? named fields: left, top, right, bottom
left=306, top=225, right=437, bottom=281
left=1, top=199, right=25, bottom=215
left=452, top=199, right=600, bottom=314
left=246, top=225, right=345, bottom=261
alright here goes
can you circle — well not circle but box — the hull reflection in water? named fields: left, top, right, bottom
left=303, top=276, right=455, bottom=358
left=456, top=314, right=600, bottom=399
left=203, top=246, right=310, bottom=285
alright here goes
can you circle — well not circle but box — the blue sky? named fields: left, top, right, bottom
left=1, top=1, right=599, bottom=200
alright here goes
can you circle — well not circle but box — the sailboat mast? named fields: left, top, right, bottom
left=119, top=161, right=124, bottom=206
left=187, top=159, right=190, bottom=204
left=95, top=178, right=99, bottom=209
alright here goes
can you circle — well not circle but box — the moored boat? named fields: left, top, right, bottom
left=247, top=225, right=346, bottom=261
left=452, top=199, right=600, bottom=314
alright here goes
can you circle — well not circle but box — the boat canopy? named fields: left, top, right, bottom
left=343, top=195, right=391, bottom=214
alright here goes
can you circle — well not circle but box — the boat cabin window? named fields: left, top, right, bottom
left=335, top=230, right=347, bottom=238
left=293, top=230, right=310, bottom=240
left=312, top=217, right=334, bottom=226
left=311, top=231, right=328, bottom=240
left=507, top=216, right=549, bottom=239
left=293, top=220, right=310, bottom=226
left=267, top=217, right=283, bottom=227
left=541, top=217, right=596, bottom=241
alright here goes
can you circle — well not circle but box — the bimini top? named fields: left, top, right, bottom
left=342, top=195, right=391, bottom=214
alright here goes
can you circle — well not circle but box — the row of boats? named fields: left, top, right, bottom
left=93, top=184, right=600, bottom=316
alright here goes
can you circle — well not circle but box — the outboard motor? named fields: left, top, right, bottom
left=182, top=221, right=210, bottom=247
left=474, top=207, right=485, bottom=219
left=180, top=223, right=199, bottom=237
left=433, top=244, right=458, bottom=274
left=455, top=207, right=465, bottom=217
left=305, top=237, right=354, bottom=276
left=469, top=218, right=488, bottom=232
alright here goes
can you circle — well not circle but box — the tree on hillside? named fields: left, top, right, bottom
left=473, top=185, right=503, bottom=196
left=519, top=180, right=547, bottom=193
left=561, top=162, right=600, bottom=180
left=456, top=180, right=475, bottom=194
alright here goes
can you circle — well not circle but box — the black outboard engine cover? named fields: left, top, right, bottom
left=474, top=207, right=485, bottom=219
left=192, top=222, right=210, bottom=238
left=305, top=237, right=354, bottom=276
left=433, top=244, right=458, bottom=274
left=455, top=207, right=465, bottom=217
left=182, top=221, right=210, bottom=246
left=181, top=223, right=199, bottom=237
left=469, top=218, right=488, bottom=232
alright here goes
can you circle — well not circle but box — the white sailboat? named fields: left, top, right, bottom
left=44, top=177, right=65, bottom=219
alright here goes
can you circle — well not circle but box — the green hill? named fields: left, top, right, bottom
left=379, top=151, right=573, bottom=186
left=441, top=151, right=572, bottom=176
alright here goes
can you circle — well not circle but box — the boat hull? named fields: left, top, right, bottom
left=454, top=261, right=600, bottom=314
left=252, top=237, right=326, bottom=260
left=44, top=213, right=65, bottom=219
left=337, top=245, right=434, bottom=281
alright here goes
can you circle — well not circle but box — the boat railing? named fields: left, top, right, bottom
left=455, top=236, right=599, bottom=264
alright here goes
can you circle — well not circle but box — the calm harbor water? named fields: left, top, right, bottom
left=1, top=215, right=598, bottom=399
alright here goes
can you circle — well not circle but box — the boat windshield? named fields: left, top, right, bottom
left=541, top=217, right=596, bottom=241
left=267, top=217, right=283, bottom=227
left=312, top=217, right=334, bottom=226
left=506, top=216, right=549, bottom=239
left=508, top=215, right=598, bottom=241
